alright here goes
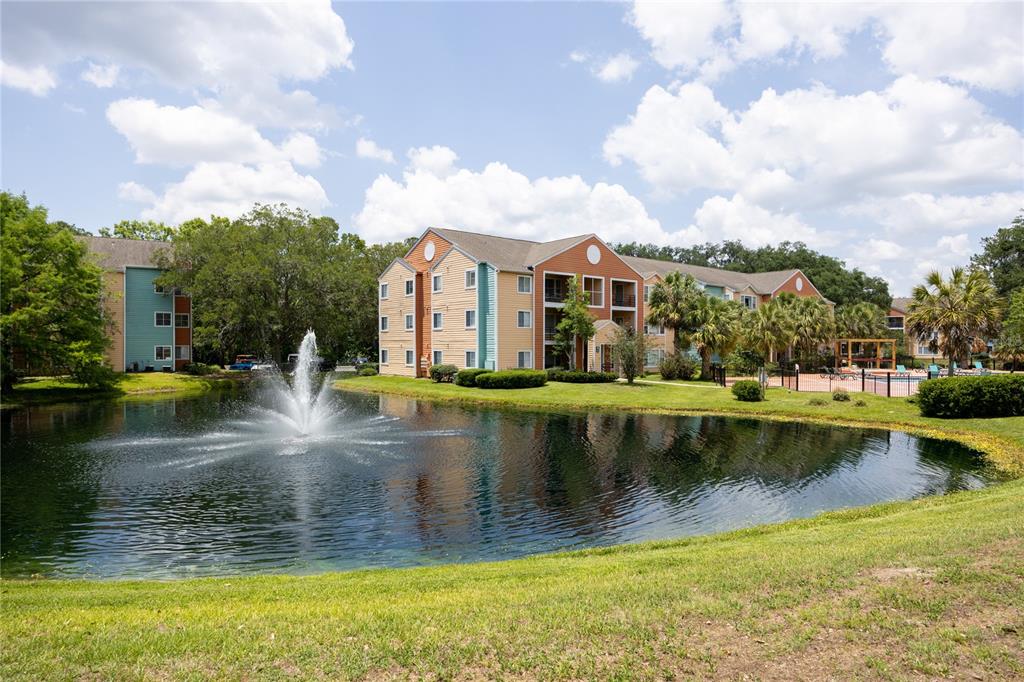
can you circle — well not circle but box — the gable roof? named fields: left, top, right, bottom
left=79, top=235, right=168, bottom=271
left=622, top=254, right=820, bottom=298
left=430, top=227, right=592, bottom=273
left=379, top=256, right=417, bottom=280
left=890, top=297, right=914, bottom=313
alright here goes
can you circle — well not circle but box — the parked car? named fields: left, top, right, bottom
left=228, top=354, right=257, bottom=371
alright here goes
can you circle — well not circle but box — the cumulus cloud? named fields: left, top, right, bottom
left=690, top=194, right=830, bottom=248
left=845, top=191, right=1024, bottom=235
left=353, top=147, right=692, bottom=247
left=355, top=138, right=396, bottom=164
left=0, top=60, right=56, bottom=96
left=80, top=62, right=119, bottom=88
left=595, top=53, right=640, bottom=83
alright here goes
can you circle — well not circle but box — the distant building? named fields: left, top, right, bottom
left=81, top=236, right=192, bottom=372
left=888, top=297, right=939, bottom=359
left=377, top=227, right=827, bottom=375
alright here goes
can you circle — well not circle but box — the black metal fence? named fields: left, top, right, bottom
left=767, top=369, right=942, bottom=397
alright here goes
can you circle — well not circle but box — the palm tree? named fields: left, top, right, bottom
left=688, top=296, right=744, bottom=379
left=787, top=296, right=836, bottom=361
left=993, top=289, right=1023, bottom=372
left=906, top=268, right=1003, bottom=377
left=835, top=302, right=887, bottom=338
left=745, top=298, right=796, bottom=362
left=646, top=271, right=704, bottom=353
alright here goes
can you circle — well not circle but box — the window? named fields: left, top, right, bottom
left=741, top=295, right=757, bottom=310
left=644, top=285, right=651, bottom=302
left=644, top=323, right=665, bottom=335
left=379, top=282, right=389, bottom=299
left=155, top=346, right=172, bottom=361
left=465, top=309, right=476, bottom=329
left=433, top=350, right=443, bottom=365
left=517, top=310, right=532, bottom=328
left=405, top=279, right=414, bottom=296
left=517, top=351, right=532, bottom=369
left=887, top=316, right=904, bottom=330
left=432, top=312, right=443, bottom=330
left=175, top=313, right=190, bottom=328
left=380, top=348, right=389, bottom=364
left=645, top=349, right=665, bottom=367
left=405, top=313, right=414, bottom=330
left=432, top=274, right=442, bottom=293
left=380, top=316, right=389, bottom=331
left=154, top=284, right=168, bottom=295
left=517, top=275, right=532, bottom=294
left=405, top=349, right=414, bottom=366
left=175, top=345, right=190, bottom=360
left=154, top=312, right=171, bottom=327
left=465, top=350, right=477, bottom=368
left=465, top=269, right=477, bottom=289
left=582, top=276, right=603, bottom=307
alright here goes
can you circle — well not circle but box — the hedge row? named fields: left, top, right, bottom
left=475, top=369, right=548, bottom=389
left=455, top=368, right=492, bottom=387
left=548, top=370, right=618, bottom=383
left=429, top=364, right=458, bottom=383
left=917, top=374, right=1024, bottom=418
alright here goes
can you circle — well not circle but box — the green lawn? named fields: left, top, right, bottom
left=2, top=371, right=245, bottom=408
left=338, top=376, right=1024, bottom=475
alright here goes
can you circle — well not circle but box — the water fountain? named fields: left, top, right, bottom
left=264, top=330, right=336, bottom=436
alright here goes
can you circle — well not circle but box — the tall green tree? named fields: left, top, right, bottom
left=971, top=214, right=1024, bottom=299
left=835, top=301, right=887, bottom=338
left=1, top=193, right=109, bottom=391
left=994, top=289, right=1024, bottom=371
left=906, top=268, right=1003, bottom=377
left=552, top=276, right=596, bottom=369
left=743, top=298, right=796, bottom=362
left=688, top=296, right=744, bottom=379
left=611, top=326, right=646, bottom=384
left=99, top=219, right=175, bottom=241
left=645, top=271, right=705, bottom=353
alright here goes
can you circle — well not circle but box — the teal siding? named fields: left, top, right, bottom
left=703, top=284, right=726, bottom=299
left=477, top=264, right=497, bottom=369
left=124, top=267, right=175, bottom=371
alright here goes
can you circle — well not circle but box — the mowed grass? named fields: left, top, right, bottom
left=338, top=375, right=1024, bottom=475
left=3, top=372, right=244, bottom=408
left=3, top=481, right=1022, bottom=680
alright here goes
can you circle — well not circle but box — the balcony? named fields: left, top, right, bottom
left=612, top=293, right=636, bottom=307
left=544, top=310, right=563, bottom=342
left=544, top=274, right=571, bottom=304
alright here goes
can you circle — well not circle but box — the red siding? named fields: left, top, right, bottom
left=404, top=230, right=453, bottom=376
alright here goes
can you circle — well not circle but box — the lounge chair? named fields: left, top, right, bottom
left=895, top=364, right=909, bottom=375
left=928, top=364, right=940, bottom=375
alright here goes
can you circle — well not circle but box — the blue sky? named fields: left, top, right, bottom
left=2, top=1, right=1022, bottom=294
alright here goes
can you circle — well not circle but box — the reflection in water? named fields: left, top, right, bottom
left=1, top=390, right=996, bottom=579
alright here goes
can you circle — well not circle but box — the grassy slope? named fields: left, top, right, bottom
left=2, top=372, right=245, bottom=408
left=338, top=376, right=1024, bottom=475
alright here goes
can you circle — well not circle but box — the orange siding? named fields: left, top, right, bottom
left=773, top=271, right=822, bottom=299
left=404, top=230, right=453, bottom=376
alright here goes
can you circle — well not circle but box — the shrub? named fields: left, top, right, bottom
left=854, top=399, right=867, bottom=407
left=184, top=362, right=218, bottom=375
left=723, top=349, right=764, bottom=376
left=549, top=370, right=618, bottom=383
left=807, top=397, right=828, bottom=406
left=545, top=367, right=565, bottom=380
left=428, top=364, right=458, bottom=383
left=917, top=375, right=1024, bottom=418
left=611, top=327, right=645, bottom=384
left=832, top=388, right=851, bottom=402
left=358, top=367, right=378, bottom=376
left=731, top=380, right=763, bottom=402
left=455, top=368, right=492, bottom=387
left=659, top=353, right=698, bottom=380
left=475, top=369, right=547, bottom=389
left=65, top=343, right=119, bottom=390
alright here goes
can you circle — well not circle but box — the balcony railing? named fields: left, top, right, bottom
left=544, top=289, right=566, bottom=303
left=612, top=293, right=636, bottom=307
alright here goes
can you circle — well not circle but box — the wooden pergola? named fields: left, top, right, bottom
left=834, top=338, right=897, bottom=370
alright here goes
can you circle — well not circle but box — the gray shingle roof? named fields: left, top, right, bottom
left=890, top=297, right=914, bottom=313
left=621, top=254, right=798, bottom=295
left=80, top=235, right=168, bottom=271
left=431, top=227, right=591, bottom=273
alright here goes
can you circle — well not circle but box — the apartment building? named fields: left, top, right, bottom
left=82, top=236, right=193, bottom=372
left=378, top=227, right=827, bottom=376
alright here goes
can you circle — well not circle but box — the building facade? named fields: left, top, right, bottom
left=378, top=228, right=827, bottom=375
left=83, top=236, right=192, bottom=372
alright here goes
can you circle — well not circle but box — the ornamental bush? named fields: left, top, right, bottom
left=731, top=379, right=763, bottom=402
left=428, top=364, right=458, bottom=383
left=548, top=370, right=618, bottom=383
left=184, top=362, right=218, bottom=375
left=358, top=367, right=378, bottom=376
left=545, top=367, right=565, bottom=380
left=474, top=369, right=547, bottom=389
left=455, top=368, right=492, bottom=387
left=659, top=353, right=698, bottom=380
left=832, top=388, right=851, bottom=402
left=917, top=375, right=1024, bottom=418
left=66, top=343, right=119, bottom=390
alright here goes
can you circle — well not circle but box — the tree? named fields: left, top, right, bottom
left=645, top=271, right=705, bottom=353
left=971, top=214, right=1024, bottom=299
left=611, top=326, right=646, bottom=384
left=781, top=294, right=836, bottom=361
left=744, top=298, right=796, bottom=362
left=1, top=192, right=109, bottom=391
left=552, top=276, right=596, bottom=369
left=994, top=289, right=1024, bottom=371
left=835, top=302, right=887, bottom=338
left=99, top=219, right=175, bottom=241
left=688, top=296, right=744, bottom=380
left=906, top=268, right=1003, bottom=377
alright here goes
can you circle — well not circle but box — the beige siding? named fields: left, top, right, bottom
left=428, top=250, right=479, bottom=369
left=496, top=271, right=535, bottom=369
left=102, top=271, right=125, bottom=371
left=378, top=264, right=417, bottom=376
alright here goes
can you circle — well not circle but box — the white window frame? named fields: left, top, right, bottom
left=154, top=311, right=172, bottom=327
left=741, top=295, right=757, bottom=310
left=380, top=348, right=389, bottom=365
left=175, top=313, right=190, bottom=328
left=405, top=279, right=414, bottom=296
left=644, top=285, right=651, bottom=302
left=433, top=349, right=443, bottom=365
left=582, top=276, right=604, bottom=308
left=380, top=315, right=389, bottom=332
left=644, top=323, right=665, bottom=336
left=465, top=309, right=477, bottom=329
left=517, top=275, right=532, bottom=294
left=517, top=350, right=532, bottom=369
left=175, top=345, right=191, bottom=361
left=405, top=349, right=415, bottom=366
left=154, top=345, right=172, bottom=361
left=405, top=313, right=414, bottom=331
left=154, top=284, right=169, bottom=295
left=465, top=350, right=477, bottom=368
left=465, top=268, right=477, bottom=289
left=432, top=312, right=443, bottom=330
left=379, top=282, right=389, bottom=299
left=432, top=274, right=443, bottom=293
left=517, top=310, right=532, bottom=328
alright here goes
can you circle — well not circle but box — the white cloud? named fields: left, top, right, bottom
left=280, top=133, right=323, bottom=168
left=936, top=233, right=972, bottom=257
left=62, top=102, right=85, bottom=115
left=595, top=53, right=640, bottom=83
left=568, top=50, right=588, bottom=64
left=353, top=148, right=687, bottom=247
left=846, top=191, right=1024, bottom=235
left=123, top=162, right=329, bottom=224
left=80, top=62, right=119, bottom=88
left=0, top=60, right=56, bottom=96
left=690, top=194, right=829, bottom=248
left=629, top=1, right=734, bottom=73
left=355, top=138, right=396, bottom=164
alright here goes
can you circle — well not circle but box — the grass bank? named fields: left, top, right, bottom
left=1, top=371, right=247, bottom=408
left=338, top=376, right=1024, bottom=476
left=3, top=480, right=1021, bottom=680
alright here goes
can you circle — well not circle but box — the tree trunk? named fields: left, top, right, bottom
left=672, top=328, right=684, bottom=355
left=700, top=350, right=713, bottom=380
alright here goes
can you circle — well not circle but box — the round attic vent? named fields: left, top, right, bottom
left=795, top=276, right=804, bottom=292
left=424, top=240, right=436, bottom=261
left=587, top=244, right=601, bottom=265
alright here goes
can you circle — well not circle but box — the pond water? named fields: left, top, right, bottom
left=1, top=388, right=996, bottom=579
